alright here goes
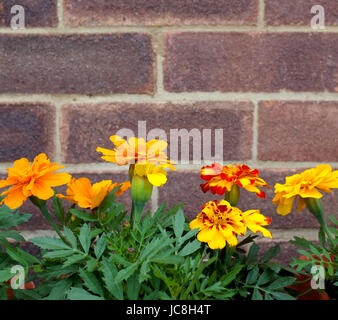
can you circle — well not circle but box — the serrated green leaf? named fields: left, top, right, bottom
left=52, top=194, right=65, bottom=224
left=221, top=264, right=244, bottom=287
left=271, top=291, right=296, bottom=300
left=0, top=269, right=12, bottom=283
left=114, top=263, right=139, bottom=284
left=126, top=272, right=141, bottom=300
left=268, top=277, right=295, bottom=290
left=63, top=227, right=77, bottom=249
left=79, top=269, right=104, bottom=297
left=6, top=245, right=40, bottom=266
left=0, top=212, right=32, bottom=229
left=69, top=208, right=97, bottom=222
left=0, top=230, right=25, bottom=242
left=30, top=237, right=70, bottom=250
left=247, top=243, right=259, bottom=264
left=45, top=279, right=73, bottom=300
left=94, top=234, right=106, bottom=260
left=100, top=257, right=123, bottom=300
left=67, top=287, right=103, bottom=300
left=328, top=214, right=338, bottom=225
left=257, top=269, right=275, bottom=286
left=260, top=245, right=280, bottom=263
left=43, top=249, right=74, bottom=259
left=173, top=208, right=185, bottom=239
left=79, top=224, right=91, bottom=254
left=63, top=254, right=85, bottom=267
left=179, top=239, right=201, bottom=257
left=151, top=255, right=184, bottom=265
left=252, top=288, right=263, bottom=300
left=246, top=266, right=259, bottom=285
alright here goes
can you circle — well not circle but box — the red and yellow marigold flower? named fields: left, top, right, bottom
left=190, top=200, right=272, bottom=249
left=200, top=163, right=270, bottom=198
left=0, top=154, right=71, bottom=209
left=272, top=164, right=338, bottom=216
left=96, top=135, right=175, bottom=166
left=57, top=177, right=131, bottom=210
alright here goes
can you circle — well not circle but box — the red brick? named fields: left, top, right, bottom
left=164, top=33, right=338, bottom=92
left=64, top=0, right=258, bottom=26
left=0, top=103, right=55, bottom=162
left=0, top=34, right=155, bottom=94
left=0, top=0, right=57, bottom=28
left=265, top=0, right=338, bottom=26
left=258, top=101, right=338, bottom=162
left=158, top=169, right=338, bottom=229
left=60, top=102, right=253, bottom=163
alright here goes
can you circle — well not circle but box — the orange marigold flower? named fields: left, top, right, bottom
left=96, top=135, right=175, bottom=166
left=190, top=200, right=272, bottom=249
left=0, top=154, right=71, bottom=209
left=200, top=163, right=270, bottom=198
left=57, top=177, right=130, bottom=210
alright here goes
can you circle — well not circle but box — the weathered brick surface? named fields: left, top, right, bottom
left=158, top=169, right=338, bottom=229
left=0, top=103, right=55, bottom=162
left=164, top=33, right=338, bottom=92
left=64, top=0, right=258, bottom=27
left=258, top=101, right=338, bottom=162
left=265, top=0, right=338, bottom=26
left=0, top=34, right=155, bottom=94
left=0, top=0, right=57, bottom=28
left=61, top=102, right=253, bottom=163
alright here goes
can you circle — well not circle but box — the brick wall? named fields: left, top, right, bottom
left=1, top=0, right=338, bottom=263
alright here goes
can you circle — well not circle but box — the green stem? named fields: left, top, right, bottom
left=130, top=200, right=147, bottom=229
left=31, top=197, right=67, bottom=244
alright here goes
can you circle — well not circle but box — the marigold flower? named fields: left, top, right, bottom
left=272, top=164, right=338, bottom=216
left=96, top=135, right=175, bottom=166
left=57, top=177, right=131, bottom=210
left=200, top=163, right=270, bottom=198
left=0, top=154, right=71, bottom=209
left=190, top=200, right=272, bottom=249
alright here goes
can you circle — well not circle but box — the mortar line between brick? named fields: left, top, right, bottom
left=1, top=92, right=338, bottom=103
left=57, top=0, right=64, bottom=29
left=155, top=30, right=164, bottom=95
left=1, top=26, right=338, bottom=34
left=252, top=101, right=259, bottom=161
left=258, top=0, right=265, bottom=30
left=2, top=161, right=338, bottom=174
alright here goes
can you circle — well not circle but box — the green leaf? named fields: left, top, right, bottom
left=252, top=288, right=263, bottom=300
left=126, top=272, right=141, bottom=300
left=63, top=254, right=85, bottom=267
left=328, top=214, right=338, bottom=225
left=67, top=287, right=103, bottom=300
left=79, top=224, right=91, bottom=254
left=63, top=227, right=77, bottom=249
left=30, top=237, right=70, bottom=250
left=0, top=230, right=25, bottom=242
left=246, top=266, right=259, bottom=285
left=6, top=245, right=40, bottom=266
left=179, top=239, right=201, bottom=257
left=100, top=257, right=123, bottom=300
left=260, top=245, right=280, bottom=263
left=0, top=211, right=31, bottom=229
left=270, top=291, right=296, bottom=300
left=173, top=208, right=185, bottom=239
left=151, top=255, right=184, bottom=265
left=257, top=269, right=275, bottom=286
left=114, top=263, right=139, bottom=284
left=45, top=279, right=73, bottom=300
left=43, top=249, right=74, bottom=259
left=94, top=234, right=107, bottom=260
left=268, top=277, right=295, bottom=290
left=69, top=208, right=97, bottom=222
left=247, top=243, right=259, bottom=264
left=220, top=265, right=244, bottom=287
left=79, top=269, right=104, bottom=297
left=290, top=237, right=312, bottom=249
left=318, top=227, right=326, bottom=247
left=0, top=269, right=12, bottom=283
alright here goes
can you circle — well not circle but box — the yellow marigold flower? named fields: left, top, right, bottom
left=241, top=210, right=272, bottom=238
left=273, top=164, right=338, bottom=216
left=57, top=177, right=131, bottom=210
left=190, top=200, right=272, bottom=249
left=200, top=163, right=270, bottom=198
left=0, top=154, right=71, bottom=209
left=96, top=135, right=175, bottom=166
left=189, top=200, right=246, bottom=249
left=133, top=162, right=176, bottom=187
